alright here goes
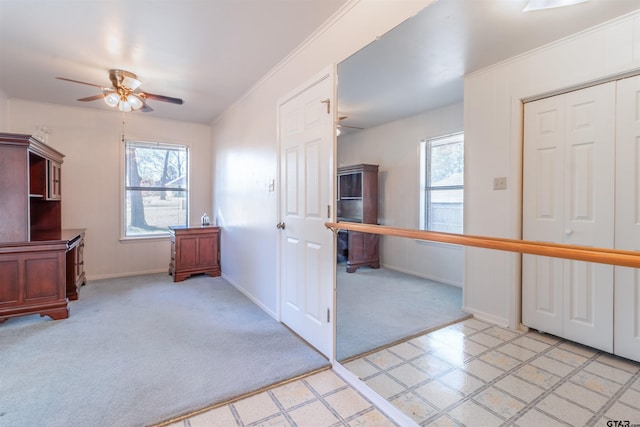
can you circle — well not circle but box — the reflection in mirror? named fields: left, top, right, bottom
left=336, top=235, right=468, bottom=361
left=333, top=0, right=640, bottom=423
left=335, top=1, right=468, bottom=367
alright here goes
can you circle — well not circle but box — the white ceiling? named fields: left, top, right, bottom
left=0, top=0, right=348, bottom=124
left=338, top=0, right=640, bottom=131
left=1, top=1, right=639, bottom=128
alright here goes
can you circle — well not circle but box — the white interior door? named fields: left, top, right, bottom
left=523, top=82, right=615, bottom=352
left=614, top=75, right=640, bottom=362
left=277, top=69, right=334, bottom=358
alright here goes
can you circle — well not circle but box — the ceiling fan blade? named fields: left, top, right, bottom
left=77, top=94, right=107, bottom=102
left=56, top=77, right=109, bottom=90
left=140, top=92, right=183, bottom=105
left=140, top=102, right=154, bottom=113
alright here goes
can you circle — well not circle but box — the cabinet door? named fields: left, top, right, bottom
left=47, top=160, right=62, bottom=200
left=177, top=236, right=199, bottom=268
left=197, top=234, right=218, bottom=267
left=0, top=145, right=29, bottom=242
left=614, top=75, right=640, bottom=362
left=523, top=83, right=615, bottom=352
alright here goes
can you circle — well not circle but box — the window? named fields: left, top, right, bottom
left=420, top=132, right=464, bottom=233
left=124, top=140, right=188, bottom=238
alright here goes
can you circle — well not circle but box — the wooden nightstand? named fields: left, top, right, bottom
left=169, top=226, right=221, bottom=282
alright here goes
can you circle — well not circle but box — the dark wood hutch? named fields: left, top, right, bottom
left=337, top=164, right=379, bottom=273
left=0, top=132, right=85, bottom=322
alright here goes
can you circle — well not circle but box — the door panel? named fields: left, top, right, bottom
left=564, top=260, right=612, bottom=352
left=562, top=83, right=615, bottom=352
left=278, top=70, right=334, bottom=358
left=523, top=95, right=565, bottom=331
left=523, top=82, right=615, bottom=352
left=523, top=255, right=563, bottom=336
left=563, top=83, right=615, bottom=248
left=614, top=75, right=640, bottom=361
left=284, top=237, right=300, bottom=311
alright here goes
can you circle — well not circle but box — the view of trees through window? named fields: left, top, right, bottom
left=124, top=141, right=188, bottom=237
left=420, top=133, right=464, bottom=233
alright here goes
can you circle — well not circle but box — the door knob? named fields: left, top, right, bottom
left=276, top=222, right=286, bottom=230
left=565, top=228, right=573, bottom=236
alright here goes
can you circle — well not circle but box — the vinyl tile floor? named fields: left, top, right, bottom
left=163, top=368, right=398, bottom=427
left=164, top=318, right=640, bottom=426
left=345, top=318, right=640, bottom=426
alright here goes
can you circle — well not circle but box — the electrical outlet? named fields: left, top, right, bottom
left=493, top=177, right=507, bottom=190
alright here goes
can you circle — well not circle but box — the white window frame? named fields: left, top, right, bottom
left=419, top=132, right=464, bottom=233
left=122, top=139, right=189, bottom=240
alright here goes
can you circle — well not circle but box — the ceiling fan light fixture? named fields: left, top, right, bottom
left=122, top=76, right=142, bottom=91
left=118, top=99, right=132, bottom=112
left=104, top=92, right=120, bottom=107
left=127, top=94, right=143, bottom=110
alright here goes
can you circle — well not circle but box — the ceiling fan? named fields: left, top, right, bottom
left=56, top=69, right=183, bottom=113
left=336, top=115, right=363, bottom=135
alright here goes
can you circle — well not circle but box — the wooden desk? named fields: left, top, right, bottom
left=0, top=229, right=85, bottom=322
left=169, top=226, right=221, bottom=282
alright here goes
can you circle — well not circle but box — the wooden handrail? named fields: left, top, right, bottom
left=324, top=221, right=640, bottom=269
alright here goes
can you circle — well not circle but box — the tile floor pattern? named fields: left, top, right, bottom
left=345, top=318, right=640, bottom=426
left=164, top=369, right=399, bottom=427
left=165, top=318, right=640, bottom=427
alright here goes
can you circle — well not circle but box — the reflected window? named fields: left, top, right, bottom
left=420, top=133, right=464, bottom=233
left=124, top=140, right=189, bottom=238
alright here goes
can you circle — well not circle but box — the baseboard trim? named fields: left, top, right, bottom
left=379, top=263, right=462, bottom=288
left=86, top=268, right=168, bottom=281
left=461, top=306, right=509, bottom=328
left=221, top=273, right=278, bottom=320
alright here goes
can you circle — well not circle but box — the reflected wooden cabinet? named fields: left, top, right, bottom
left=169, top=226, right=221, bottom=282
left=0, top=133, right=86, bottom=322
left=65, top=230, right=86, bottom=301
left=0, top=241, right=69, bottom=321
left=337, top=164, right=379, bottom=273
left=48, top=160, right=62, bottom=200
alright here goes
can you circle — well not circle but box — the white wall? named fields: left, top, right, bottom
left=0, top=88, right=8, bottom=130
left=8, top=99, right=212, bottom=280
left=212, top=0, right=433, bottom=316
left=464, top=11, right=640, bottom=327
left=338, top=102, right=464, bottom=286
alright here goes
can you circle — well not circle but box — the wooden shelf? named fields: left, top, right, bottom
left=337, top=164, right=379, bottom=273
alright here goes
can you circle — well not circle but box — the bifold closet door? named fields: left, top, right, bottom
left=522, top=93, right=565, bottom=338
left=614, top=75, right=640, bottom=362
left=523, top=82, right=615, bottom=353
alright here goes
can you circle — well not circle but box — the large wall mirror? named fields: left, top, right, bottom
left=334, top=0, right=640, bottom=422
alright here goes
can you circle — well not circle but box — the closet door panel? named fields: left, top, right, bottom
left=522, top=255, right=563, bottom=335
left=561, top=83, right=615, bottom=352
left=523, top=95, right=565, bottom=332
left=563, top=82, right=615, bottom=248
left=523, top=82, right=615, bottom=349
left=614, top=75, right=640, bottom=362
left=523, top=96, right=565, bottom=242
left=564, top=260, right=613, bottom=352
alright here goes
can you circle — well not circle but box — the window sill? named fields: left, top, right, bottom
left=119, top=235, right=171, bottom=243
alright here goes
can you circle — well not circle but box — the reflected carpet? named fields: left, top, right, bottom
left=336, top=265, right=470, bottom=361
left=0, top=274, right=328, bottom=427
